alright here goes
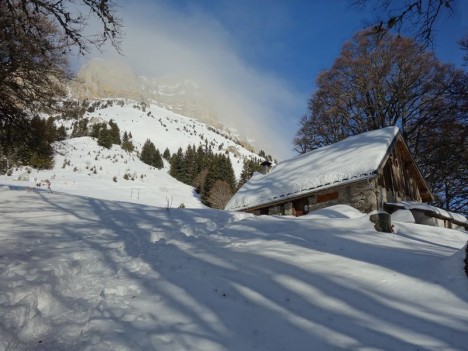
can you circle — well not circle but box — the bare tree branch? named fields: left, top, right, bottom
left=352, top=0, right=455, bottom=46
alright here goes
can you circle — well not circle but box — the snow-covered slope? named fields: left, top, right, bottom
left=52, top=136, right=203, bottom=208
left=0, top=99, right=263, bottom=207
left=1, top=187, right=467, bottom=351
left=62, top=99, right=258, bottom=180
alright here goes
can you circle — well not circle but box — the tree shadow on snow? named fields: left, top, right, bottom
left=1, top=190, right=467, bottom=351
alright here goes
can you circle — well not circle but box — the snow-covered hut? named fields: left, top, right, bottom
left=226, top=127, right=433, bottom=216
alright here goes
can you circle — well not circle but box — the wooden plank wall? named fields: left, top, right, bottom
left=378, top=140, right=422, bottom=202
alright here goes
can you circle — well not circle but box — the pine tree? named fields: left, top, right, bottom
left=238, top=159, right=261, bottom=188
left=97, top=126, right=112, bottom=149
left=45, top=117, right=57, bottom=143
left=163, top=147, right=171, bottom=160
left=140, top=139, right=163, bottom=169
left=183, top=145, right=197, bottom=184
left=140, top=139, right=153, bottom=165
left=170, top=147, right=184, bottom=180
left=153, top=148, right=164, bottom=169
left=221, top=154, right=236, bottom=191
left=108, top=119, right=121, bottom=145
left=90, top=123, right=103, bottom=138
left=121, top=131, right=134, bottom=152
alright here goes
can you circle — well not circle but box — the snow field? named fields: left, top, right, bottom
left=1, top=187, right=467, bottom=350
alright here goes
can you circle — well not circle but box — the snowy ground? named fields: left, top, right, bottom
left=1, top=185, right=467, bottom=351
left=0, top=136, right=204, bottom=209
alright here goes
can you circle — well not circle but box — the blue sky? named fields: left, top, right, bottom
left=88, top=0, right=467, bottom=159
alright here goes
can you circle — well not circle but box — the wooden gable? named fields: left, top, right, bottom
left=377, top=136, right=433, bottom=203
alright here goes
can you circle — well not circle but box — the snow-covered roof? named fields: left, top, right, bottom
left=226, top=127, right=400, bottom=211
left=386, top=201, right=467, bottom=225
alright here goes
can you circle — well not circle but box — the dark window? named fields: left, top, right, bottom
left=293, top=198, right=309, bottom=216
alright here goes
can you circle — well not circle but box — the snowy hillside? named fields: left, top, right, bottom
left=0, top=98, right=264, bottom=207
left=1, top=186, right=467, bottom=351
left=60, top=99, right=259, bottom=179
left=53, top=136, right=203, bottom=208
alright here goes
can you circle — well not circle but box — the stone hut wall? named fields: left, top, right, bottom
left=253, top=178, right=380, bottom=216
left=306, top=179, right=379, bottom=214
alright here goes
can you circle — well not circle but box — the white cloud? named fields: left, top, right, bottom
left=77, top=0, right=303, bottom=159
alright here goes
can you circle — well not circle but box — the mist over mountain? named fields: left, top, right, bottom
left=71, top=59, right=224, bottom=130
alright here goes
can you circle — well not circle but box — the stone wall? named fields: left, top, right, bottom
left=268, top=205, right=284, bottom=215
left=306, top=179, right=379, bottom=214
left=284, top=202, right=293, bottom=216
left=251, top=178, right=380, bottom=216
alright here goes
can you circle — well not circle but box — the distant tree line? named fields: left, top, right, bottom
left=169, top=144, right=237, bottom=209
left=71, top=118, right=128, bottom=150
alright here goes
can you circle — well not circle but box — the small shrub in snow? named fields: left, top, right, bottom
left=7, top=169, right=12, bottom=176
left=113, top=176, right=117, bottom=182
